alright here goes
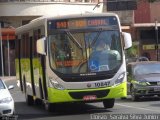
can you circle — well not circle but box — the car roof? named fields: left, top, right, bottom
left=127, top=61, right=160, bottom=66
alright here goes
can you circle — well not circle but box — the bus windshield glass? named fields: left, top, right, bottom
left=49, top=29, right=122, bottom=74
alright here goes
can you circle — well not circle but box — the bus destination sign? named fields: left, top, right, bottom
left=48, top=17, right=118, bottom=29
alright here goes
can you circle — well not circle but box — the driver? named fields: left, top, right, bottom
left=89, top=39, right=120, bottom=72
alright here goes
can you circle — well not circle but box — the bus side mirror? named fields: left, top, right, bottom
left=122, top=32, right=132, bottom=49
left=37, top=37, right=46, bottom=55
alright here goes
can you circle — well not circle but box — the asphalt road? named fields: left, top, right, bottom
left=4, top=79, right=160, bottom=120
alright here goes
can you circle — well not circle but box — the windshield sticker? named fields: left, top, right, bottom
left=89, top=60, right=99, bottom=71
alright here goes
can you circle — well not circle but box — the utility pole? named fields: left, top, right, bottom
left=0, top=22, right=4, bottom=76
left=7, top=34, right=10, bottom=76
left=155, top=20, right=159, bottom=61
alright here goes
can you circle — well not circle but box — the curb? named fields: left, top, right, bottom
left=0, top=76, right=17, bottom=81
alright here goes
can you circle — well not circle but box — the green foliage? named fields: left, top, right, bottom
left=126, top=42, right=138, bottom=58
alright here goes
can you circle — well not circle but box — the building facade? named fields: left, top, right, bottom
left=0, top=0, right=103, bottom=76
left=133, top=0, right=160, bottom=61
left=1, top=0, right=160, bottom=75
left=0, top=0, right=103, bottom=27
left=105, top=0, right=160, bottom=61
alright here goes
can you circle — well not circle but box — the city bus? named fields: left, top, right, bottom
left=15, top=12, right=132, bottom=111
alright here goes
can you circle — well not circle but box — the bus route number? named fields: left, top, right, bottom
left=94, top=81, right=110, bottom=88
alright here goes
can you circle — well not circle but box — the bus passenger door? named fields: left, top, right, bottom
left=29, top=36, right=36, bottom=98
left=32, top=28, right=47, bottom=100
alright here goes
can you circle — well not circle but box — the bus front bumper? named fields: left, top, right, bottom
left=47, top=82, right=127, bottom=103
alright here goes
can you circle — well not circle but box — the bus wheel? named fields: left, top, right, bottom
left=121, top=97, right=127, bottom=100
left=45, top=103, right=55, bottom=112
left=26, top=95, right=34, bottom=106
left=35, top=98, right=42, bottom=106
left=103, top=99, right=115, bottom=108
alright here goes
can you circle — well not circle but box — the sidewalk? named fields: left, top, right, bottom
left=0, top=76, right=17, bottom=81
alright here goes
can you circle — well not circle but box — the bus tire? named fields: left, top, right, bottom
left=121, top=97, right=127, bottom=100
left=45, top=103, right=55, bottom=112
left=103, top=99, right=115, bottom=108
left=26, top=95, right=34, bottom=106
left=35, top=98, right=42, bottom=106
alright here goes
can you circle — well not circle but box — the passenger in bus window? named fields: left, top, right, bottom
left=51, top=41, right=66, bottom=61
left=89, top=39, right=110, bottom=72
left=95, top=39, right=110, bottom=51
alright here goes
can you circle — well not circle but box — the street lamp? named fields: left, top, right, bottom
left=155, top=20, right=159, bottom=61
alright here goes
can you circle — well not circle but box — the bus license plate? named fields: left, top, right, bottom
left=83, top=95, right=97, bottom=101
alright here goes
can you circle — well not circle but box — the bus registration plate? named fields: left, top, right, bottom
left=83, top=95, right=97, bottom=101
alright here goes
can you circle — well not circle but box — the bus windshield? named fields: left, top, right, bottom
left=49, top=30, right=122, bottom=74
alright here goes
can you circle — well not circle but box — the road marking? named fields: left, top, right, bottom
left=116, top=103, right=160, bottom=113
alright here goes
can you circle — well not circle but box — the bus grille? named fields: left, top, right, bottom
left=69, top=89, right=110, bottom=99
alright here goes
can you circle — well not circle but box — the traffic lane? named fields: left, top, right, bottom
left=116, top=96, right=160, bottom=113
left=14, top=96, right=160, bottom=120
left=15, top=102, right=110, bottom=120
left=5, top=80, right=111, bottom=119
left=4, top=80, right=160, bottom=120
left=15, top=99, right=160, bottom=120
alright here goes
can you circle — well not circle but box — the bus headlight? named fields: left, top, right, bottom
left=114, top=72, right=125, bottom=86
left=50, top=79, right=65, bottom=90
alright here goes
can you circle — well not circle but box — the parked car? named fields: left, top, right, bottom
left=136, top=56, right=149, bottom=62
left=126, top=56, right=149, bottom=64
left=0, top=79, right=15, bottom=116
left=127, top=61, right=160, bottom=101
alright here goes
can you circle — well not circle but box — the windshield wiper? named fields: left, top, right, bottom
left=66, top=31, right=82, bottom=49
left=90, top=29, right=102, bottom=47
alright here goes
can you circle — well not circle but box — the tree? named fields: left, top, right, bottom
left=125, top=43, right=138, bottom=58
